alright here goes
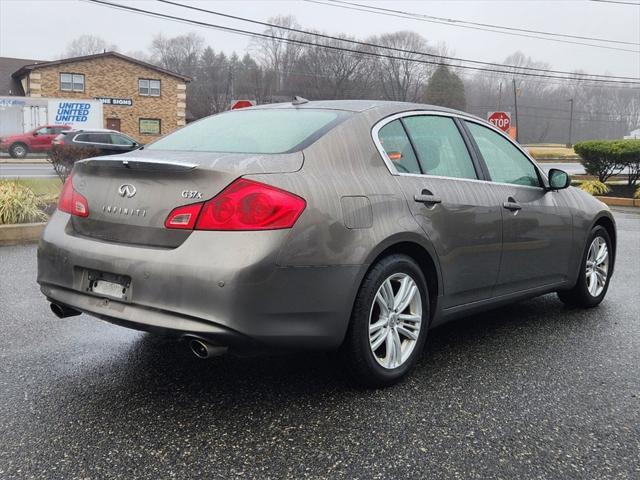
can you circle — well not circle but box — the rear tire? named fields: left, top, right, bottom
left=343, top=254, right=429, bottom=388
left=9, top=142, right=28, bottom=159
left=558, top=225, right=612, bottom=308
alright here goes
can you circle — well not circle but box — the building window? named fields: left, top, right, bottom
left=60, top=73, right=84, bottom=92
left=139, top=79, right=161, bottom=97
left=139, top=118, right=161, bottom=135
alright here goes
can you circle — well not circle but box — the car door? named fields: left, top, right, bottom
left=463, top=120, right=573, bottom=294
left=375, top=113, right=503, bottom=308
left=32, top=126, right=54, bottom=152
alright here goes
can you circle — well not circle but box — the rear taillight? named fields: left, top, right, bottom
left=58, top=175, right=89, bottom=217
left=164, top=178, right=306, bottom=231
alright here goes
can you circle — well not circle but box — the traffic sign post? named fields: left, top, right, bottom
left=487, top=111, right=511, bottom=132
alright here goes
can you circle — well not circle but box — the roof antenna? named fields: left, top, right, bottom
left=292, top=96, right=309, bottom=106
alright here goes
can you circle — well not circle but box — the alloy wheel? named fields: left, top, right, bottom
left=585, top=236, right=609, bottom=297
left=368, top=273, right=422, bottom=369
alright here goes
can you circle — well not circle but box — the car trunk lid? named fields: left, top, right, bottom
left=68, top=150, right=303, bottom=247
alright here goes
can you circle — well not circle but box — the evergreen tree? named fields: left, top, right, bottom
left=424, top=65, right=467, bottom=111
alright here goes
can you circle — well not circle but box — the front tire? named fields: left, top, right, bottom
left=9, top=142, right=28, bottom=159
left=343, top=254, right=429, bottom=388
left=558, top=225, right=612, bottom=308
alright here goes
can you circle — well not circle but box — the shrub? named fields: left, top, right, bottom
left=48, top=145, right=101, bottom=183
left=0, top=181, right=48, bottom=225
left=612, top=139, right=640, bottom=186
left=635, top=185, right=640, bottom=199
left=574, top=139, right=640, bottom=185
left=579, top=180, right=610, bottom=196
left=574, top=141, right=622, bottom=183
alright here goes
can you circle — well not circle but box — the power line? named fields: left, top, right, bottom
left=323, top=0, right=640, bottom=46
left=158, top=0, right=640, bottom=82
left=589, top=0, right=640, bottom=5
left=84, top=0, right=640, bottom=86
left=306, top=0, right=640, bottom=53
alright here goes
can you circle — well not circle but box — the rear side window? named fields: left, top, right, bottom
left=403, top=116, right=477, bottom=180
left=378, top=120, right=421, bottom=174
left=147, top=109, right=350, bottom=154
left=465, top=122, right=540, bottom=187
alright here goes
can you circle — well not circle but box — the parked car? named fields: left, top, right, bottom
left=52, top=128, right=141, bottom=156
left=37, top=100, right=616, bottom=387
left=0, top=125, right=70, bottom=159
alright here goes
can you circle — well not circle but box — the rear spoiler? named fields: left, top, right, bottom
left=77, top=157, right=197, bottom=171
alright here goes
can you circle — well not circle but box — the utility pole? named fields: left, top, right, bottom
left=497, top=81, right=502, bottom=110
left=512, top=79, right=519, bottom=143
left=567, top=98, right=574, bottom=148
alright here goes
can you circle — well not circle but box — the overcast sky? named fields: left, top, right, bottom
left=1, top=0, right=639, bottom=78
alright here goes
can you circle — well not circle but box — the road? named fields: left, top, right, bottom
left=0, top=162, right=57, bottom=178
left=0, top=208, right=639, bottom=479
left=0, top=161, right=596, bottom=178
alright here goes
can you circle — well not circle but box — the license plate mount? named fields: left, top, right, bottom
left=85, top=269, right=131, bottom=301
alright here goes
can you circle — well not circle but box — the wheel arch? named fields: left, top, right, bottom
left=10, top=141, right=29, bottom=152
left=356, top=233, right=442, bottom=328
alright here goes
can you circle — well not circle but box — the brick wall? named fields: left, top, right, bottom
left=32, top=56, right=187, bottom=143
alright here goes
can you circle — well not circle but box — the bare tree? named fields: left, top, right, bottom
left=150, top=32, right=204, bottom=78
left=64, top=35, right=118, bottom=57
left=367, top=31, right=433, bottom=102
left=289, top=32, right=371, bottom=99
left=250, top=15, right=303, bottom=94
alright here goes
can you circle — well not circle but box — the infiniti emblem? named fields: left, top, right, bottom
left=118, top=184, right=137, bottom=198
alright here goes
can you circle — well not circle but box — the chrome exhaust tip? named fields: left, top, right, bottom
left=50, top=303, right=81, bottom=319
left=188, top=338, right=227, bottom=359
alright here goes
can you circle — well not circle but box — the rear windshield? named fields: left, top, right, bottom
left=146, top=108, right=350, bottom=154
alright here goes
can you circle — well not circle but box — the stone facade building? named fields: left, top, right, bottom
left=7, top=52, right=190, bottom=142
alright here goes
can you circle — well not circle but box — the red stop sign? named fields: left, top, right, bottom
left=487, top=111, right=511, bottom=132
left=230, top=99, right=255, bottom=110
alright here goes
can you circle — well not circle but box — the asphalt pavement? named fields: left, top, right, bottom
left=0, top=208, right=639, bottom=479
left=0, top=162, right=57, bottom=178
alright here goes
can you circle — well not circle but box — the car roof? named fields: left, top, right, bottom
left=249, top=99, right=487, bottom=122
left=64, top=128, right=122, bottom=134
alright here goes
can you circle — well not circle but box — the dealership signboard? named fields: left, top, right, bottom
left=47, top=99, right=103, bottom=129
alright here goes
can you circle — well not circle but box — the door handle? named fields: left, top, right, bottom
left=414, top=193, right=442, bottom=204
left=502, top=200, right=522, bottom=211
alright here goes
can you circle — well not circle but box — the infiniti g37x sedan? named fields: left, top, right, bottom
left=37, top=100, right=616, bottom=387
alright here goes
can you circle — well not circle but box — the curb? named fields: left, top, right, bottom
left=595, top=196, right=639, bottom=208
left=0, top=222, right=46, bottom=246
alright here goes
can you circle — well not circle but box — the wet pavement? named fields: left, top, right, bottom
left=0, top=208, right=638, bottom=479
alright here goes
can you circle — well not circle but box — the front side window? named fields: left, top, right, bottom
left=60, top=73, right=84, bottom=92
left=403, top=116, right=477, bottom=180
left=377, top=120, right=421, bottom=174
left=147, top=109, right=348, bottom=154
left=465, top=121, right=540, bottom=187
left=111, top=134, right=135, bottom=146
left=139, top=79, right=161, bottom=96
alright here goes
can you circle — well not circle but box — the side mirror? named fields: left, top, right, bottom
left=33, top=131, right=39, bottom=136
left=548, top=168, right=570, bottom=190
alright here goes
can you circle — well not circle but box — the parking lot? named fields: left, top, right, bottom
left=0, top=208, right=638, bottom=479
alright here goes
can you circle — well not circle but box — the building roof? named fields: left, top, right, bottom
left=11, top=51, right=191, bottom=82
left=0, top=56, right=45, bottom=95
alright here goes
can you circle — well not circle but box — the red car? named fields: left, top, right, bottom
left=0, top=125, right=71, bottom=159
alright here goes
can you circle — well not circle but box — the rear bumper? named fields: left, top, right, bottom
left=38, top=212, right=363, bottom=349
